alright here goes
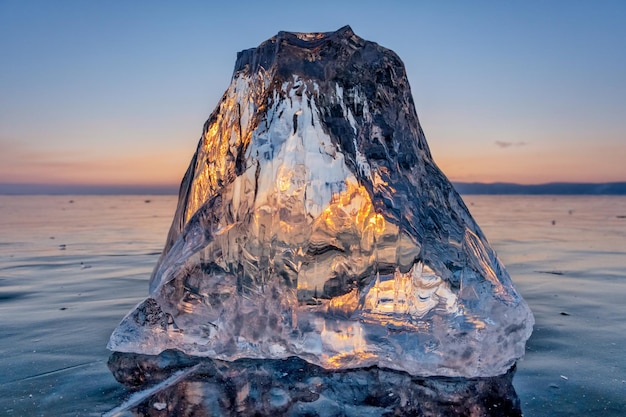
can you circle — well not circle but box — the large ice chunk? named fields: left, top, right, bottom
left=108, top=26, right=533, bottom=377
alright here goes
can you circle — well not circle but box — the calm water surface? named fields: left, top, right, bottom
left=0, top=195, right=625, bottom=416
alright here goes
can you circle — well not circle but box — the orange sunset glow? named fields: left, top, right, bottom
left=1, top=2, right=624, bottom=193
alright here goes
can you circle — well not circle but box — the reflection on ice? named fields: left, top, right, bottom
left=106, top=352, right=523, bottom=417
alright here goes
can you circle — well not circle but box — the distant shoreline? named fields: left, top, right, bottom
left=0, top=182, right=625, bottom=196
left=0, top=183, right=179, bottom=195
left=453, top=182, right=626, bottom=195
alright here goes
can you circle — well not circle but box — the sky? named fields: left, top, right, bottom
left=1, top=0, right=625, bottom=191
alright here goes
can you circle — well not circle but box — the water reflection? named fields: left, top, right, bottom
left=106, top=351, right=522, bottom=416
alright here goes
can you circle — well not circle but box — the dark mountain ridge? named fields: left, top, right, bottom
left=453, top=181, right=626, bottom=195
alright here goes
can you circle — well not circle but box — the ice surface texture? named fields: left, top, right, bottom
left=108, top=26, right=533, bottom=377
left=107, top=352, right=522, bottom=416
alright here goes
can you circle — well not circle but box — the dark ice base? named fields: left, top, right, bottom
left=108, top=351, right=521, bottom=416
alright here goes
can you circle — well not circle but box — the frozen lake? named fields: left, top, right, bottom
left=1, top=195, right=624, bottom=416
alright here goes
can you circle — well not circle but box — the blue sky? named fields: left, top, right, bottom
left=1, top=0, right=625, bottom=187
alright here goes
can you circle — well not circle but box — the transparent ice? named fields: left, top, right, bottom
left=108, top=26, right=533, bottom=377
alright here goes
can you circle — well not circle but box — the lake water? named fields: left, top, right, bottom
left=0, top=195, right=625, bottom=416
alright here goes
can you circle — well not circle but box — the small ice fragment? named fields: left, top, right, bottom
left=153, top=402, right=166, bottom=410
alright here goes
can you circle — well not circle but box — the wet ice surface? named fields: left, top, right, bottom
left=1, top=195, right=625, bottom=416
left=469, top=196, right=626, bottom=416
left=0, top=196, right=168, bottom=417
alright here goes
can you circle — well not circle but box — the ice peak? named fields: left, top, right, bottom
left=233, top=25, right=398, bottom=87
left=275, top=25, right=356, bottom=44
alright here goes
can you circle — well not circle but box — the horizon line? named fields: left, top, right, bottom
left=1, top=181, right=626, bottom=196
